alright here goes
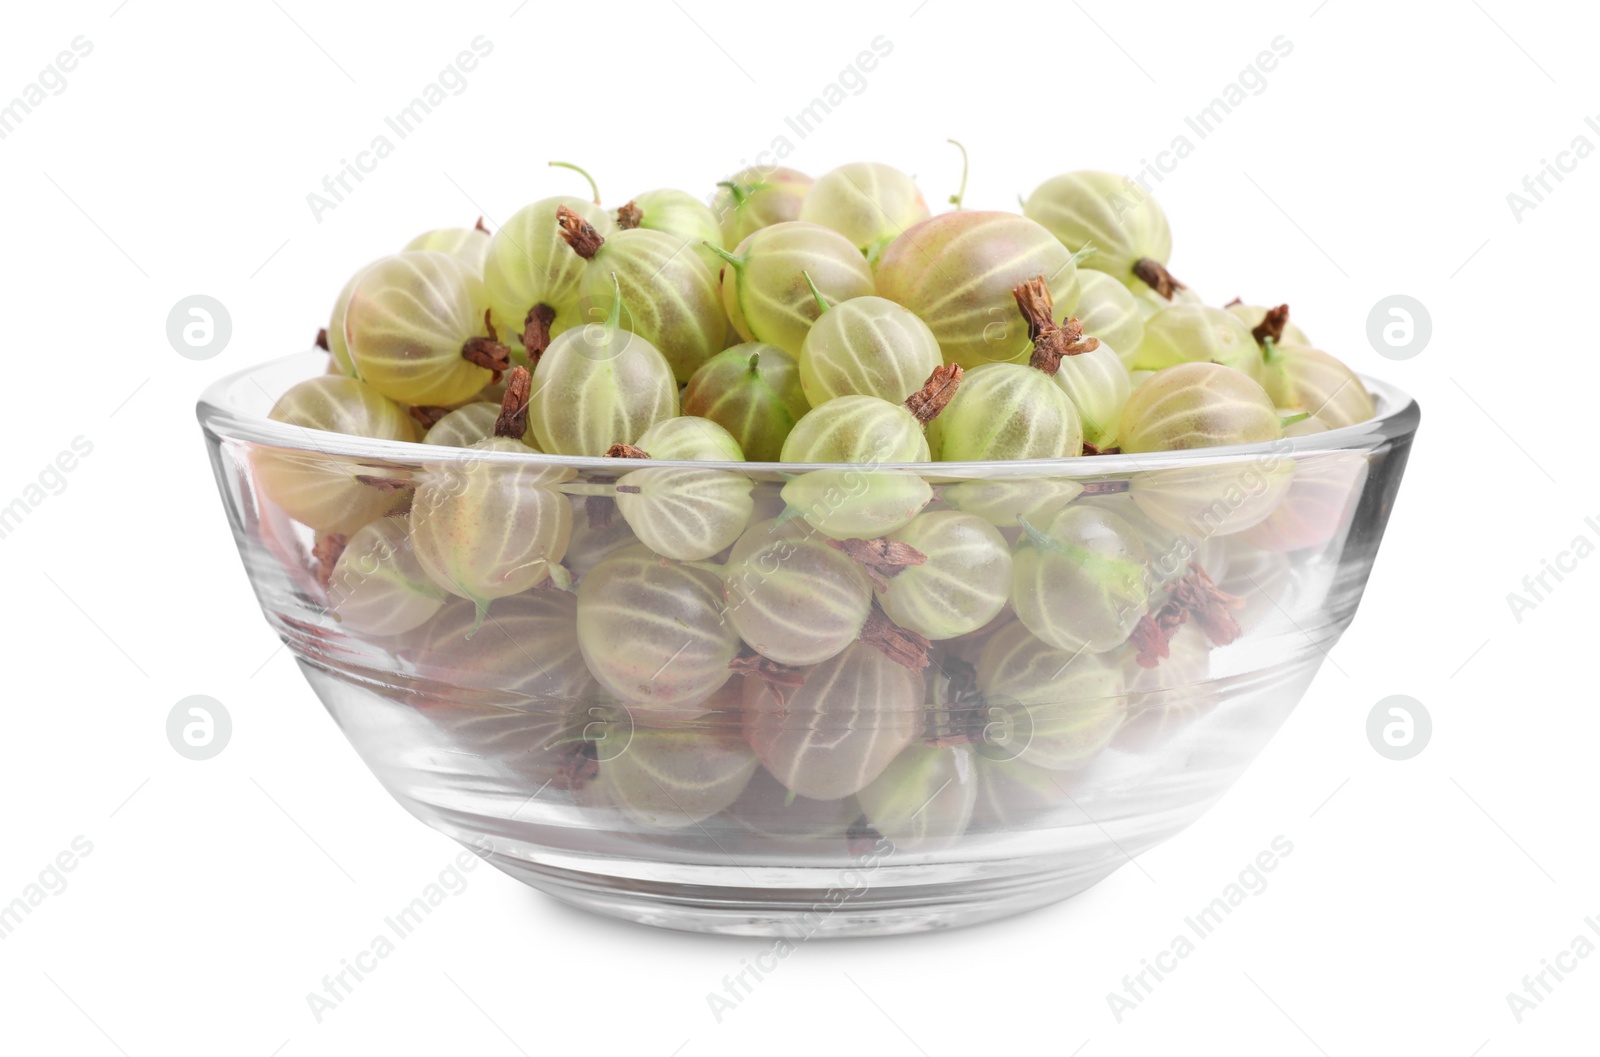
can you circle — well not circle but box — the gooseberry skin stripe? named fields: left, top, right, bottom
left=682, top=343, right=810, bottom=463
left=875, top=211, right=1080, bottom=368
left=798, top=295, right=943, bottom=408
left=344, top=251, right=501, bottom=407
left=799, top=161, right=931, bottom=255
left=740, top=641, right=922, bottom=801
left=872, top=511, right=1012, bottom=641
left=255, top=375, right=416, bottom=534
left=576, top=544, right=741, bottom=715
left=581, top=228, right=724, bottom=384
left=975, top=620, right=1129, bottom=770
left=1118, top=361, right=1280, bottom=453
left=717, top=222, right=875, bottom=356
left=482, top=195, right=615, bottom=354
left=722, top=518, right=873, bottom=668
left=1131, top=303, right=1262, bottom=382
left=1022, top=169, right=1174, bottom=291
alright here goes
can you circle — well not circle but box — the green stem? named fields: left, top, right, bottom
left=946, top=139, right=969, bottom=209
left=716, top=180, right=749, bottom=207
left=549, top=161, right=601, bottom=205
left=1280, top=411, right=1311, bottom=427
left=746, top=351, right=762, bottom=371
left=703, top=242, right=745, bottom=269
left=1069, top=243, right=1098, bottom=266
left=802, top=270, right=830, bottom=314
left=1015, top=516, right=1144, bottom=586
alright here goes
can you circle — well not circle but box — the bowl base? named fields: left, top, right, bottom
left=486, top=850, right=1119, bottom=937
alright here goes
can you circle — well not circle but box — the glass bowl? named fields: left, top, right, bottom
left=198, top=350, right=1419, bottom=937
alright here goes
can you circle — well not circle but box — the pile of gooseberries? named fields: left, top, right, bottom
left=261, top=153, right=1376, bottom=854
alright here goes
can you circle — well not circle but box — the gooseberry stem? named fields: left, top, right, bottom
left=1069, top=243, right=1098, bottom=266
left=703, top=242, right=745, bottom=269
left=549, top=160, right=601, bottom=205
left=859, top=606, right=931, bottom=671
left=556, top=205, right=606, bottom=259
left=1131, top=563, right=1243, bottom=668
left=1251, top=303, right=1290, bottom=347
left=1012, top=277, right=1100, bottom=375
left=802, top=270, right=830, bottom=314
left=495, top=366, right=532, bottom=439
left=523, top=303, right=557, bottom=363
left=904, top=363, right=963, bottom=425
left=716, top=180, right=749, bottom=207
left=460, top=308, right=512, bottom=374
left=1132, top=257, right=1186, bottom=300
left=825, top=537, right=927, bottom=591
left=947, top=139, right=969, bottom=209
left=408, top=405, right=451, bottom=431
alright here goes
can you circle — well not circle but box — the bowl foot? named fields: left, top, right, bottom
left=487, top=851, right=1120, bottom=937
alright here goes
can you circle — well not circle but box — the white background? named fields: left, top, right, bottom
left=0, top=1, right=1594, bottom=1054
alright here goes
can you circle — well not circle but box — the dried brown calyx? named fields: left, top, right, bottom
left=585, top=496, right=616, bottom=531
left=355, top=474, right=409, bottom=493
left=408, top=405, right=452, bottom=431
left=845, top=817, right=886, bottom=857
left=904, top=363, right=963, bottom=425
left=315, top=328, right=330, bottom=351
left=729, top=652, right=807, bottom=692
left=860, top=606, right=931, bottom=671
left=924, top=655, right=988, bottom=747
left=312, top=533, right=348, bottom=589
left=1011, top=276, right=1101, bottom=376
left=549, top=739, right=599, bottom=791
left=1223, top=296, right=1243, bottom=308
left=1131, top=563, right=1244, bottom=668
left=616, top=200, right=643, bottom=230
left=586, top=443, right=652, bottom=524
left=1251, top=303, right=1290, bottom=347
left=826, top=537, right=927, bottom=591
left=522, top=303, right=557, bottom=365
left=461, top=308, right=511, bottom=377
left=1132, top=257, right=1186, bottom=300
left=495, top=366, right=532, bottom=440
left=555, top=204, right=607, bottom=260
left=474, top=216, right=488, bottom=234
left=1081, top=442, right=1122, bottom=456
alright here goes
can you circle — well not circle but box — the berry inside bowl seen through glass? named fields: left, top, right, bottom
left=196, top=165, right=1419, bottom=935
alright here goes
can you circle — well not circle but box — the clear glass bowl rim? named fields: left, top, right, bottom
left=197, top=349, right=1421, bottom=477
